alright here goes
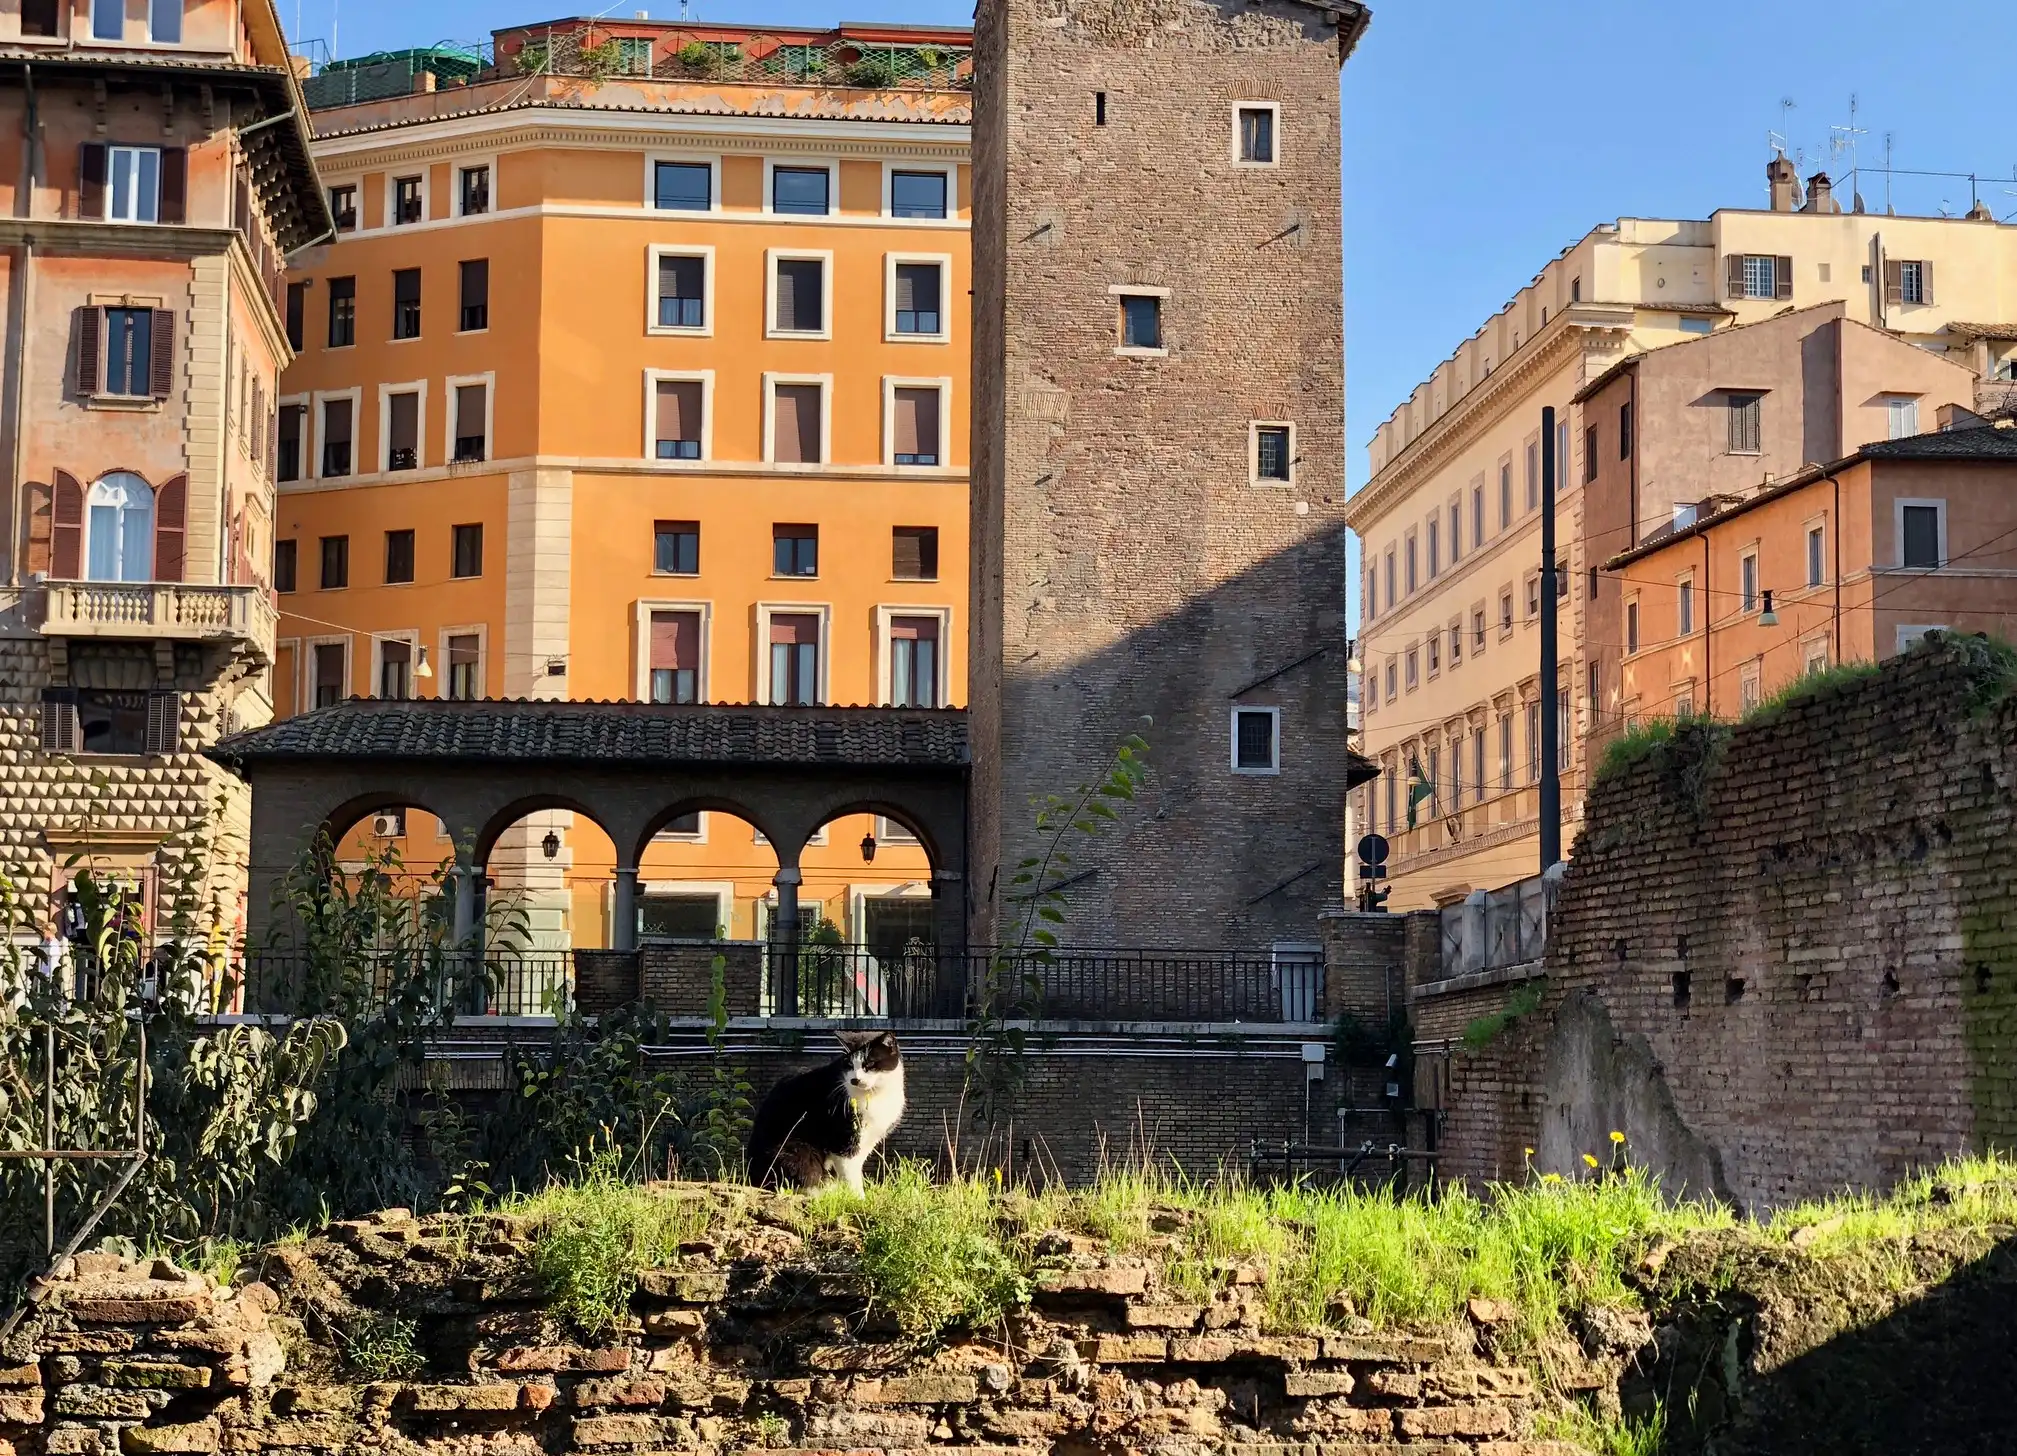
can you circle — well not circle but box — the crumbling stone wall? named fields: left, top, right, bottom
left=1428, top=637, right=2017, bottom=1209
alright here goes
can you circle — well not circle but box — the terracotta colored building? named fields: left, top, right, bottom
left=1604, top=422, right=2017, bottom=724
left=0, top=0, right=326, bottom=939
left=275, top=19, right=972, bottom=953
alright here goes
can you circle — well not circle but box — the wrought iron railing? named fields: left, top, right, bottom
left=223, top=949, right=572, bottom=1019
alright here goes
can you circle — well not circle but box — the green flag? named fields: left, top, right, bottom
left=1405, top=754, right=1435, bottom=829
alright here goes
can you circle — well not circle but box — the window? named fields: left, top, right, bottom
left=1235, top=104, right=1276, bottom=165
left=1583, top=425, right=1599, bottom=482
left=83, top=474, right=153, bottom=582
left=1885, top=395, right=1919, bottom=439
left=1525, top=442, right=1538, bottom=511
left=640, top=894, right=720, bottom=942
left=1095, top=91, right=1106, bottom=125
left=459, top=260, right=488, bottom=331
left=393, top=176, right=423, bottom=225
left=459, top=165, right=490, bottom=216
left=319, top=535, right=348, bottom=590
left=893, top=262, right=943, bottom=336
left=1896, top=624, right=1947, bottom=654
left=312, top=644, right=346, bottom=708
left=1526, top=700, right=1541, bottom=783
left=656, top=253, right=705, bottom=330
left=654, top=520, right=699, bottom=575
left=654, top=160, right=711, bottom=211
left=1427, top=519, right=1440, bottom=578
left=1677, top=575, right=1695, bottom=635
left=773, top=524, right=818, bottom=578
left=277, top=404, right=304, bottom=482
left=1404, top=647, right=1419, bottom=691
left=274, top=539, right=297, bottom=593
left=769, top=381, right=824, bottom=465
left=1449, top=621, right=1462, bottom=666
left=1727, top=392, right=1762, bottom=453
left=1803, top=637, right=1829, bottom=676
left=378, top=640, right=413, bottom=700
left=890, top=386, right=941, bottom=466
left=1426, top=634, right=1440, bottom=675
left=1231, top=707, right=1280, bottom=773
left=1570, top=275, right=1582, bottom=303
left=451, top=523, right=483, bottom=579
left=1900, top=502, right=1943, bottom=569
left=392, top=268, right=421, bottom=339
left=1807, top=524, right=1825, bottom=587
left=327, top=276, right=355, bottom=347
left=329, top=186, right=357, bottom=232
left=1449, top=501, right=1462, bottom=562
left=1450, top=739, right=1462, bottom=804
left=649, top=611, right=702, bottom=704
left=1525, top=575, right=1540, bottom=619
left=772, top=257, right=825, bottom=333
left=1383, top=658, right=1395, bottom=703
left=1626, top=599, right=1640, bottom=655
left=1739, top=661, right=1761, bottom=714
left=384, top=529, right=414, bottom=584
left=1405, top=535, right=1418, bottom=593
left=1119, top=293, right=1162, bottom=351
left=890, top=170, right=947, bottom=219
left=452, top=381, right=488, bottom=463
left=386, top=390, right=419, bottom=471
left=771, top=166, right=830, bottom=216
left=889, top=617, right=941, bottom=707
left=1731, top=253, right=1790, bottom=300
left=1499, top=589, right=1514, bottom=635
left=1557, top=687, right=1571, bottom=769
left=1363, top=563, right=1376, bottom=621
left=1383, top=549, right=1396, bottom=610
left=23, top=0, right=59, bottom=37
left=1498, top=712, right=1512, bottom=787
left=1619, top=401, right=1633, bottom=459
left=768, top=613, right=821, bottom=705
left=319, top=397, right=352, bottom=477
left=99, top=308, right=156, bottom=397
left=447, top=635, right=481, bottom=700
left=1740, top=551, right=1759, bottom=613
left=1897, top=259, right=1931, bottom=306
left=1472, top=730, right=1486, bottom=804
left=654, top=378, right=703, bottom=460
left=1557, top=420, right=1571, bottom=492
left=43, top=688, right=179, bottom=756
left=285, top=283, right=306, bottom=351
left=1472, top=608, right=1486, bottom=653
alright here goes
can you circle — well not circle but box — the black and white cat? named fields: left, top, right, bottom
left=746, top=1030, right=905, bottom=1193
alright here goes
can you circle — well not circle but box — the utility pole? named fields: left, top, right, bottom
left=1538, top=405, right=1562, bottom=871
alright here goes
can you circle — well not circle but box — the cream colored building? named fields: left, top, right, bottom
left=1344, top=160, right=2017, bottom=910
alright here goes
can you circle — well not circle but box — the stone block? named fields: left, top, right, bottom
left=1033, top=1266, right=1148, bottom=1297
left=0, top=1391, right=43, bottom=1425
left=1397, top=1402, right=1512, bottom=1438
left=102, top=1361, right=212, bottom=1390
left=846, top=1375, right=979, bottom=1404
left=0, top=1367, right=39, bottom=1388
left=641, top=1311, right=705, bottom=1339
left=1170, top=1336, right=1319, bottom=1364
left=120, top=1421, right=221, bottom=1455
left=1123, top=1303, right=1203, bottom=1330
left=570, top=1415, right=669, bottom=1447
left=573, top=1379, right=665, bottom=1409
left=406, top=1384, right=522, bottom=1413
left=1321, top=1334, right=1448, bottom=1364
left=52, top=1386, right=164, bottom=1419
left=66, top=1298, right=210, bottom=1326
left=1283, top=1370, right=1355, bottom=1397
left=636, top=1271, right=728, bottom=1304
left=1089, top=1336, right=1167, bottom=1364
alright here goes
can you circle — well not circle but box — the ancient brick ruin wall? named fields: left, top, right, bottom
left=1, top=1206, right=1582, bottom=1456
left=1428, top=638, right=2017, bottom=1210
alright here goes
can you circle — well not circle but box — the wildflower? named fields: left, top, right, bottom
left=1610, top=1130, right=1627, bottom=1144
left=1523, top=1147, right=1536, bottom=1158
left=1582, top=1153, right=1600, bottom=1169
left=1540, top=1173, right=1563, bottom=1184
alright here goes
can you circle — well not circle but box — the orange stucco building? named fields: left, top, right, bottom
left=275, top=20, right=972, bottom=953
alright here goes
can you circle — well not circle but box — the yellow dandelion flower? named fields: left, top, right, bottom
left=1609, top=1130, right=1627, bottom=1144
left=1523, top=1147, right=1536, bottom=1158
left=1540, top=1173, right=1563, bottom=1184
left=1582, top=1153, right=1600, bottom=1168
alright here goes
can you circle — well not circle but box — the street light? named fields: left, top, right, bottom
left=1758, top=589, right=1779, bottom=628
left=541, top=830, right=560, bottom=860
left=860, top=831, right=877, bottom=864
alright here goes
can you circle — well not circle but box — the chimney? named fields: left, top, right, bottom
left=1767, top=153, right=1799, bottom=212
left=1802, top=172, right=1839, bottom=214
left=414, top=68, right=438, bottom=93
left=1968, top=199, right=1995, bottom=222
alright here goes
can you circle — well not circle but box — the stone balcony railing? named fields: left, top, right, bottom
left=35, top=579, right=276, bottom=655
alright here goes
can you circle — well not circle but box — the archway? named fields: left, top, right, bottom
left=788, top=801, right=944, bottom=1018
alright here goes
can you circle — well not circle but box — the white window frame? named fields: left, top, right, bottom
left=643, top=368, right=714, bottom=464
left=105, top=146, right=163, bottom=223
left=1884, top=394, right=1920, bottom=439
left=1894, top=497, right=1948, bottom=570
left=1230, top=101, right=1281, bottom=168
left=848, top=881, right=932, bottom=945
left=881, top=161, right=957, bottom=222
left=764, top=247, right=834, bottom=340
left=436, top=622, right=489, bottom=702
left=376, top=379, right=428, bottom=475
left=762, top=372, right=832, bottom=467
left=1738, top=547, right=1759, bottom=613
left=302, top=633, right=352, bottom=708
left=883, top=252, right=953, bottom=343
left=90, top=0, right=123, bottom=41
left=1895, top=624, right=1947, bottom=654
left=651, top=812, right=710, bottom=845
left=1249, top=420, right=1296, bottom=487
left=371, top=629, right=422, bottom=701
left=1624, top=595, right=1640, bottom=656
left=385, top=169, right=429, bottom=228
left=636, top=880, right=733, bottom=941
left=1230, top=705, right=1282, bottom=775
left=632, top=598, right=714, bottom=704
left=1738, top=659, right=1761, bottom=714
left=1676, top=571, right=1696, bottom=636
left=1110, top=284, right=1170, bottom=358
left=881, top=375, right=953, bottom=470
left=1805, top=516, right=1827, bottom=588
left=1741, top=254, right=1777, bottom=299
left=646, top=244, right=714, bottom=337
left=755, top=601, right=832, bottom=706
left=310, top=386, right=363, bottom=482
left=453, top=154, right=498, bottom=218
left=324, top=180, right=360, bottom=234
left=874, top=604, right=953, bottom=708
left=1801, top=633, right=1830, bottom=676
left=443, top=371, right=496, bottom=466
left=643, top=152, right=721, bottom=213
left=762, top=158, right=839, bottom=219
left=274, top=391, right=310, bottom=484
left=1899, top=260, right=1927, bottom=306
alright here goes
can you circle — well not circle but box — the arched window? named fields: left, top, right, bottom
left=86, top=473, right=153, bottom=582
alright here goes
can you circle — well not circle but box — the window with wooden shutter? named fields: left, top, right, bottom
left=1775, top=255, right=1793, bottom=300
left=774, top=259, right=823, bottom=332
left=888, top=616, right=940, bottom=708
left=767, top=614, right=820, bottom=705
left=648, top=610, right=702, bottom=703
left=80, top=143, right=108, bottom=219
left=447, top=635, right=481, bottom=700
left=149, top=309, right=174, bottom=397
left=1725, top=253, right=1745, bottom=299
left=312, top=643, right=347, bottom=707
left=145, top=692, right=180, bottom=755
left=153, top=473, right=186, bottom=582
left=892, top=526, right=938, bottom=581
left=23, top=0, right=60, bottom=35
left=771, top=383, right=822, bottom=464
left=41, top=690, right=80, bottom=753
left=387, top=391, right=419, bottom=470
left=159, top=148, right=187, bottom=224
left=74, top=307, right=102, bottom=395
left=891, top=387, right=939, bottom=465
left=656, top=255, right=704, bottom=329
left=1726, top=392, right=1762, bottom=453
left=893, top=263, right=942, bottom=335
left=454, top=383, right=487, bottom=462
left=655, top=379, right=702, bottom=459
left=51, top=471, right=84, bottom=579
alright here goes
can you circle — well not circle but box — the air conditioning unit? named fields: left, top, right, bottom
left=372, top=814, right=403, bottom=838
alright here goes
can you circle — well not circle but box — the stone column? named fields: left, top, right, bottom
left=612, top=866, right=639, bottom=953
left=772, top=865, right=801, bottom=1017
left=931, top=868, right=967, bottom=1017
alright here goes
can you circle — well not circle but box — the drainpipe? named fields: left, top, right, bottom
left=1873, top=231, right=1886, bottom=331
left=1702, top=532, right=1712, bottom=716
left=1832, top=471, right=1843, bottom=659
left=6, top=64, right=36, bottom=588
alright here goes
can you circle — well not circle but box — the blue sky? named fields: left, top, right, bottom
left=302, top=0, right=2014, bottom=591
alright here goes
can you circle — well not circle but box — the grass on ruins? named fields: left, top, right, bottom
left=498, top=1141, right=2017, bottom=1347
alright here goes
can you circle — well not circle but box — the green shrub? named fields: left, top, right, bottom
left=1461, top=982, right=1542, bottom=1050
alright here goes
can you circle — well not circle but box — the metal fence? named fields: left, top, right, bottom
left=1434, top=865, right=1562, bottom=981
left=227, top=950, right=572, bottom=1019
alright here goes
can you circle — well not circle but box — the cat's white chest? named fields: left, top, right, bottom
left=829, top=1065, right=905, bottom=1194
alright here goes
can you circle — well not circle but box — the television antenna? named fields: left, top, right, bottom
left=1829, top=93, right=1867, bottom=171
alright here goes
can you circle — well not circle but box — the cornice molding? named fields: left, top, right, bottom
left=313, top=112, right=970, bottom=169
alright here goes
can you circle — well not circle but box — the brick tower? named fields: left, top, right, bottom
left=971, top=0, right=1371, bottom=949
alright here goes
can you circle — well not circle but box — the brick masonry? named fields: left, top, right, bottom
left=970, top=0, right=1366, bottom=951
left=1423, top=637, right=2017, bottom=1211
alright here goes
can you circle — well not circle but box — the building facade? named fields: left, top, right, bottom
left=970, top=0, right=1371, bottom=951
left=0, top=0, right=325, bottom=942
left=1345, top=161, right=2017, bottom=911
left=275, top=19, right=973, bottom=953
